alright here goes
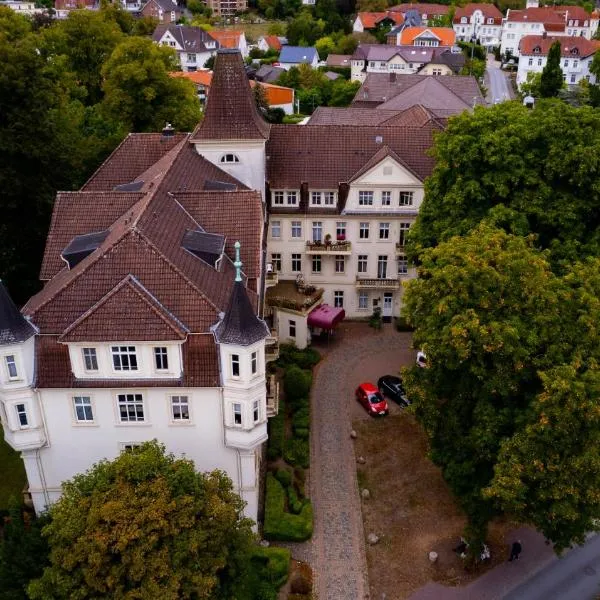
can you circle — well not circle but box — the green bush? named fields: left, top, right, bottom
left=284, top=366, right=312, bottom=406
left=274, top=468, right=292, bottom=488
left=284, top=438, right=310, bottom=469
left=286, top=485, right=305, bottom=514
left=278, top=344, right=321, bottom=370
left=264, top=474, right=313, bottom=542
left=293, top=468, right=306, bottom=498
left=250, top=546, right=291, bottom=590
left=395, top=316, right=415, bottom=332
left=294, top=427, right=309, bottom=440
left=267, top=399, right=285, bottom=461
left=292, top=406, right=310, bottom=430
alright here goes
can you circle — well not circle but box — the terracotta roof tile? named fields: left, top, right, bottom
left=59, top=275, right=189, bottom=342
left=308, top=104, right=444, bottom=127
left=389, top=3, right=449, bottom=16
left=357, top=11, right=404, bottom=28
left=453, top=3, right=502, bottom=24
left=399, top=27, right=456, bottom=47
left=208, top=30, right=244, bottom=49
left=519, top=35, right=600, bottom=57
left=263, top=35, right=282, bottom=51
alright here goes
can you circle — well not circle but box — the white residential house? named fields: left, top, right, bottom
left=152, top=24, right=218, bottom=72
left=278, top=46, right=319, bottom=70
left=0, top=0, right=45, bottom=14
left=517, top=35, right=600, bottom=87
left=452, top=3, right=503, bottom=48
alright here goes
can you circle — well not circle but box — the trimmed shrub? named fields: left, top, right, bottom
left=284, top=366, right=312, bottom=406
left=274, top=468, right=292, bottom=488
left=294, top=427, right=309, bottom=440
left=292, top=406, right=310, bottom=431
left=264, top=474, right=313, bottom=542
left=284, top=438, right=310, bottom=469
left=267, top=395, right=285, bottom=460
left=250, top=546, right=291, bottom=590
left=286, top=485, right=304, bottom=514
left=278, top=344, right=321, bottom=370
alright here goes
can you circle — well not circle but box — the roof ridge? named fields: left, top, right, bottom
left=59, top=274, right=189, bottom=341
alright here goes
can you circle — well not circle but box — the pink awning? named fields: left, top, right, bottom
left=307, top=304, right=345, bottom=329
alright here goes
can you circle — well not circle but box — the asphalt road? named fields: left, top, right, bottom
left=504, top=534, right=600, bottom=600
left=486, top=59, right=513, bottom=104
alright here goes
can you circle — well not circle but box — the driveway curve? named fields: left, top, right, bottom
left=310, top=323, right=416, bottom=599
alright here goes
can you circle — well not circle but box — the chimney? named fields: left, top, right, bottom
left=162, top=122, right=175, bottom=137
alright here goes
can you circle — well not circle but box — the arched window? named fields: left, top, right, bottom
left=220, top=153, right=240, bottom=164
left=571, top=47, right=579, bottom=55
left=533, top=46, right=541, bottom=54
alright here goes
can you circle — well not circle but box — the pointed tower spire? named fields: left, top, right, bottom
left=214, top=243, right=269, bottom=346
left=0, top=280, right=36, bottom=345
left=192, top=49, right=270, bottom=141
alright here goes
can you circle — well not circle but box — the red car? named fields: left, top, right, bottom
left=355, top=382, right=389, bottom=416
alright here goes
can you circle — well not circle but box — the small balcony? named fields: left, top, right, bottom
left=305, top=240, right=352, bottom=255
left=266, top=374, right=280, bottom=417
left=265, top=270, right=278, bottom=288
left=356, top=277, right=400, bottom=290
left=265, top=331, right=279, bottom=362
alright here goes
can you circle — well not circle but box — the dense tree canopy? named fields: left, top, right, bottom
left=403, top=224, right=600, bottom=550
left=407, top=100, right=600, bottom=270
left=540, top=41, right=563, bottom=98
left=28, top=442, right=255, bottom=600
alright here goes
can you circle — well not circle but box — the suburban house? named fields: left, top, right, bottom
left=388, top=3, right=450, bottom=25
left=152, top=24, right=218, bottom=72
left=208, top=30, right=249, bottom=58
left=204, top=0, right=246, bottom=17
left=171, top=69, right=296, bottom=114
left=351, top=72, right=485, bottom=115
left=352, top=10, right=405, bottom=34
left=0, top=0, right=44, bottom=14
left=326, top=54, right=353, bottom=69
left=278, top=46, right=319, bottom=70
left=255, top=64, right=286, bottom=83
left=517, top=35, right=600, bottom=87
left=257, top=35, right=284, bottom=53
left=387, top=26, right=456, bottom=47
left=453, top=3, right=503, bottom=48
left=140, top=0, right=185, bottom=24
left=500, top=2, right=599, bottom=58
left=53, top=0, right=96, bottom=18
left=351, top=44, right=464, bottom=82
left=1, top=50, right=444, bottom=516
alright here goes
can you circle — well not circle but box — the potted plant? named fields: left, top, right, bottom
left=324, top=233, right=332, bottom=247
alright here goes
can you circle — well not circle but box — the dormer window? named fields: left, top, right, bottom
left=220, top=153, right=240, bottom=163
left=111, top=346, right=138, bottom=371
left=154, top=347, right=168, bottom=371
left=461, top=16, right=467, bottom=23
left=533, top=46, right=541, bottom=54
left=5, top=355, right=18, bottom=379
left=82, top=348, right=98, bottom=371
left=487, top=17, right=494, bottom=24
left=571, top=47, right=579, bottom=55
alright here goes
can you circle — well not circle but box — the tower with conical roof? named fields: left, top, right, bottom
left=191, top=49, right=270, bottom=197
left=214, top=242, right=270, bottom=520
left=0, top=281, right=46, bottom=484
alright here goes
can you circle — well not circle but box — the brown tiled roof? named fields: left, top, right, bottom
left=307, top=104, right=443, bottom=128
left=83, top=133, right=188, bottom=191
left=519, top=35, right=600, bottom=58
left=506, top=8, right=566, bottom=32
left=326, top=54, right=352, bottom=68
left=348, top=144, right=424, bottom=183
left=552, top=5, right=594, bottom=22
left=35, top=334, right=219, bottom=388
left=453, top=3, right=502, bottom=24
left=191, top=49, right=270, bottom=141
left=353, top=73, right=484, bottom=112
left=59, top=276, right=189, bottom=342
left=389, top=3, right=449, bottom=16
left=266, top=124, right=436, bottom=189
left=357, top=11, right=404, bottom=28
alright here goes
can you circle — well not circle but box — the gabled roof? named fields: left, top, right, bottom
left=519, top=35, right=600, bottom=58
left=352, top=73, right=484, bottom=114
left=356, top=11, right=404, bottom=28
left=307, top=104, right=444, bottom=128
left=399, top=26, right=456, bottom=46
left=506, top=7, right=566, bottom=29
left=214, top=280, right=269, bottom=346
left=191, top=50, right=270, bottom=141
left=348, top=144, right=423, bottom=184
left=453, top=3, right=502, bottom=24
left=142, top=0, right=181, bottom=12
left=151, top=24, right=217, bottom=53
left=261, top=35, right=283, bottom=51
left=279, top=46, right=318, bottom=64
left=59, top=275, right=189, bottom=342
left=208, top=30, right=244, bottom=49
left=326, top=54, right=352, bottom=67
left=0, top=281, right=36, bottom=345
left=255, top=64, right=286, bottom=83
left=389, top=3, right=449, bottom=16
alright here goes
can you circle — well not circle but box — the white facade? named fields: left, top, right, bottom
left=453, top=11, right=502, bottom=48
left=267, top=155, right=423, bottom=321
left=516, top=49, right=598, bottom=87
left=351, top=52, right=453, bottom=83
left=501, top=19, right=560, bottom=58
left=0, top=0, right=44, bottom=14
left=156, top=28, right=217, bottom=72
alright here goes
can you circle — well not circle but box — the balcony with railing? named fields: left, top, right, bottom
left=305, top=240, right=352, bottom=255
left=265, top=330, right=280, bottom=362
left=266, top=374, right=280, bottom=417
left=355, top=276, right=400, bottom=290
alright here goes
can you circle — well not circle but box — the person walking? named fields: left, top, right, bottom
left=508, top=540, right=522, bottom=562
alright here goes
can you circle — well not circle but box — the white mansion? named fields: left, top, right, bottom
left=0, top=49, right=447, bottom=518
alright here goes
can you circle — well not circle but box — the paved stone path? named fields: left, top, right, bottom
left=308, top=322, right=415, bottom=600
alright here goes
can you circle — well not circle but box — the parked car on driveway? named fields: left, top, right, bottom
left=355, top=382, right=388, bottom=416
left=377, top=375, right=410, bottom=407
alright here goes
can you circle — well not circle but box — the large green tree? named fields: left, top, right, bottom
left=407, top=100, right=600, bottom=270
left=101, top=37, right=201, bottom=133
left=403, top=225, right=600, bottom=548
left=540, top=40, right=564, bottom=98
left=28, top=441, right=255, bottom=600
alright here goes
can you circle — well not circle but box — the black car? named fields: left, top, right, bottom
left=377, top=375, right=410, bottom=407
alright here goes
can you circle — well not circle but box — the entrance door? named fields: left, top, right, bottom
left=383, top=293, right=393, bottom=319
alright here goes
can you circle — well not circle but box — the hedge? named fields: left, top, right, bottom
left=284, top=366, right=312, bottom=406
left=250, top=546, right=291, bottom=590
left=278, top=345, right=321, bottom=370
left=266, top=396, right=285, bottom=461
left=284, top=438, right=310, bottom=469
left=264, top=474, right=313, bottom=542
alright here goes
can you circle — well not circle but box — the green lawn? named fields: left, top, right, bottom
left=215, top=21, right=286, bottom=43
left=0, top=427, right=27, bottom=509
